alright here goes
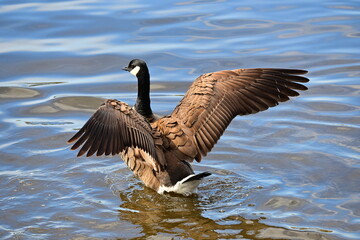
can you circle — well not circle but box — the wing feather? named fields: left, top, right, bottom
left=170, top=68, right=309, bottom=159
left=68, top=99, right=160, bottom=169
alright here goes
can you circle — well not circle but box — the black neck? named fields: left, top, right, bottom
left=134, top=69, right=153, bottom=117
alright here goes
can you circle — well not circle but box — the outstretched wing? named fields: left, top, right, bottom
left=67, top=99, right=161, bottom=169
left=171, top=68, right=309, bottom=159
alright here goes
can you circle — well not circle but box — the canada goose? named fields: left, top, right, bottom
left=68, top=59, right=309, bottom=195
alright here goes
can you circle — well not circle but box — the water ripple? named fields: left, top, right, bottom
left=0, top=0, right=359, bottom=239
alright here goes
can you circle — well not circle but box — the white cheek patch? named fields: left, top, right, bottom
left=130, top=66, right=140, bottom=76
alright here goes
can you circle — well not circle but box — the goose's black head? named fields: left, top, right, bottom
left=122, top=59, right=149, bottom=78
left=122, top=59, right=153, bottom=117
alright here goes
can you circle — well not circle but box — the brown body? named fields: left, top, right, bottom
left=68, top=60, right=309, bottom=195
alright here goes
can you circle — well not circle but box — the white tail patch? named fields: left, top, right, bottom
left=158, top=174, right=203, bottom=196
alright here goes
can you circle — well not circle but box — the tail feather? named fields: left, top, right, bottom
left=158, top=171, right=211, bottom=195
left=183, top=171, right=211, bottom=183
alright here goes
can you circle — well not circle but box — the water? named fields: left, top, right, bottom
left=1, top=0, right=359, bottom=239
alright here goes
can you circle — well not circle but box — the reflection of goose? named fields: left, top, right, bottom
left=68, top=59, right=309, bottom=195
left=116, top=185, right=330, bottom=239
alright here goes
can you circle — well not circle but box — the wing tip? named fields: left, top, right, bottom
left=294, top=69, right=308, bottom=75
left=281, top=69, right=309, bottom=75
left=67, top=135, right=78, bottom=144
left=77, top=150, right=85, bottom=157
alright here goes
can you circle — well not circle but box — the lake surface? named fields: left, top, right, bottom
left=0, top=0, right=359, bottom=239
